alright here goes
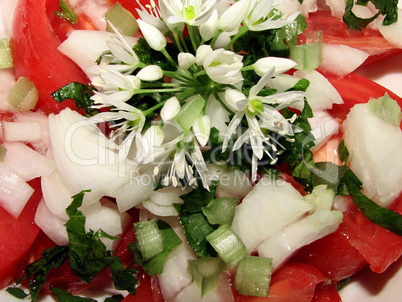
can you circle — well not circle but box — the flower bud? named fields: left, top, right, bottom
left=137, top=19, right=167, bottom=51
left=161, top=96, right=181, bottom=121
left=178, top=52, right=196, bottom=69
left=137, top=65, right=163, bottom=81
left=193, top=115, right=211, bottom=147
left=253, top=57, right=297, bottom=77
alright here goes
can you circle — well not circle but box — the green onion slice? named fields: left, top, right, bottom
left=6, top=77, right=39, bottom=112
left=105, top=2, right=139, bottom=36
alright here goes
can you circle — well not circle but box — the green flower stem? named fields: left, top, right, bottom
left=225, top=25, right=249, bottom=50
left=194, top=70, right=207, bottom=78
left=161, top=48, right=179, bottom=68
left=141, top=82, right=185, bottom=88
left=171, top=30, right=186, bottom=53
left=188, top=25, right=200, bottom=52
left=163, top=71, right=193, bottom=84
left=241, top=65, right=255, bottom=72
left=210, top=29, right=223, bottom=48
left=143, top=101, right=167, bottom=116
left=134, top=88, right=184, bottom=94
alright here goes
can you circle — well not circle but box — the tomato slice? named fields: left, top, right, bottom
left=339, top=197, right=402, bottom=274
left=11, top=0, right=89, bottom=114
left=0, top=178, right=42, bottom=288
left=311, top=282, right=342, bottom=302
left=123, top=271, right=164, bottom=302
left=326, top=72, right=402, bottom=121
left=302, top=10, right=402, bottom=65
left=236, top=261, right=325, bottom=302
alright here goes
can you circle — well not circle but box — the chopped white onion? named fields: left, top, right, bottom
left=84, top=198, right=132, bottom=250
left=0, top=162, right=34, bottom=217
left=375, top=12, right=402, bottom=48
left=0, top=68, right=15, bottom=112
left=2, top=142, right=55, bottom=181
left=308, top=110, right=340, bottom=150
left=342, top=103, right=402, bottom=207
left=42, top=168, right=81, bottom=219
left=3, top=121, right=42, bottom=142
left=318, top=44, right=369, bottom=77
left=48, top=108, right=135, bottom=204
left=293, top=69, right=343, bottom=112
left=215, top=170, right=253, bottom=200
left=325, top=0, right=345, bottom=19
left=116, top=169, right=155, bottom=213
left=0, top=0, right=19, bottom=38
left=231, top=177, right=313, bottom=253
left=34, top=199, right=69, bottom=246
left=15, top=111, right=51, bottom=152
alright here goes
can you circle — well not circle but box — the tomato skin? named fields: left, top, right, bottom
left=11, top=0, right=89, bottom=114
left=311, top=282, right=341, bottom=302
left=0, top=178, right=42, bottom=288
left=294, top=228, right=368, bottom=281
left=338, top=198, right=402, bottom=274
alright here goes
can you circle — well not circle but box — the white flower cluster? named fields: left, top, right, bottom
left=88, top=0, right=306, bottom=187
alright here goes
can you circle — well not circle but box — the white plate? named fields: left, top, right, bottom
left=1, top=52, right=401, bottom=302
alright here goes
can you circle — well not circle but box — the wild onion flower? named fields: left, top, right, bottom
left=82, top=0, right=309, bottom=187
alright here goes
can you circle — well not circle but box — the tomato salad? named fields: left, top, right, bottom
left=0, top=0, right=402, bottom=301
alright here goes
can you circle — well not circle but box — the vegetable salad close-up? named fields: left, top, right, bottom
left=0, top=0, right=402, bottom=301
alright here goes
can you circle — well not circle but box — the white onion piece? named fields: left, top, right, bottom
left=0, top=0, right=19, bottom=38
left=308, top=110, right=340, bottom=150
left=325, top=0, right=345, bottom=19
left=84, top=199, right=131, bottom=250
left=2, top=142, right=55, bottom=181
left=300, top=0, right=318, bottom=16
left=159, top=242, right=195, bottom=301
left=59, top=30, right=138, bottom=76
left=150, top=186, right=189, bottom=206
left=342, top=103, right=402, bottom=207
left=293, top=69, right=343, bottom=112
left=266, top=74, right=304, bottom=111
left=15, top=111, right=51, bottom=152
left=231, top=177, right=313, bottom=253
left=173, top=274, right=234, bottom=302
left=0, top=69, right=15, bottom=112
left=48, top=108, right=133, bottom=204
left=42, top=169, right=82, bottom=219
left=142, top=200, right=179, bottom=217
left=318, top=44, right=369, bottom=77
left=116, top=169, right=155, bottom=212
left=34, top=199, right=69, bottom=246
left=375, top=13, right=402, bottom=48
left=3, top=121, right=41, bottom=142
left=274, top=0, right=301, bottom=16
left=75, top=0, right=110, bottom=30
left=0, top=163, right=34, bottom=217
left=216, top=170, right=253, bottom=200
left=258, top=210, right=342, bottom=269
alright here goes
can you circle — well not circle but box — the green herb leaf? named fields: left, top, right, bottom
left=51, top=287, right=97, bottom=302
left=337, top=140, right=350, bottom=163
left=52, top=82, right=97, bottom=115
left=66, top=191, right=138, bottom=294
left=5, top=287, right=29, bottom=299
left=174, top=183, right=219, bottom=257
left=344, top=169, right=402, bottom=235
left=311, top=162, right=349, bottom=191
left=55, top=0, right=78, bottom=24
left=104, top=295, right=125, bottom=302
left=343, top=0, right=399, bottom=30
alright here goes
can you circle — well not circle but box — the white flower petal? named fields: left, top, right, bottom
left=218, top=0, right=251, bottom=32
left=195, top=45, right=213, bottom=65
left=193, top=115, right=211, bottom=147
